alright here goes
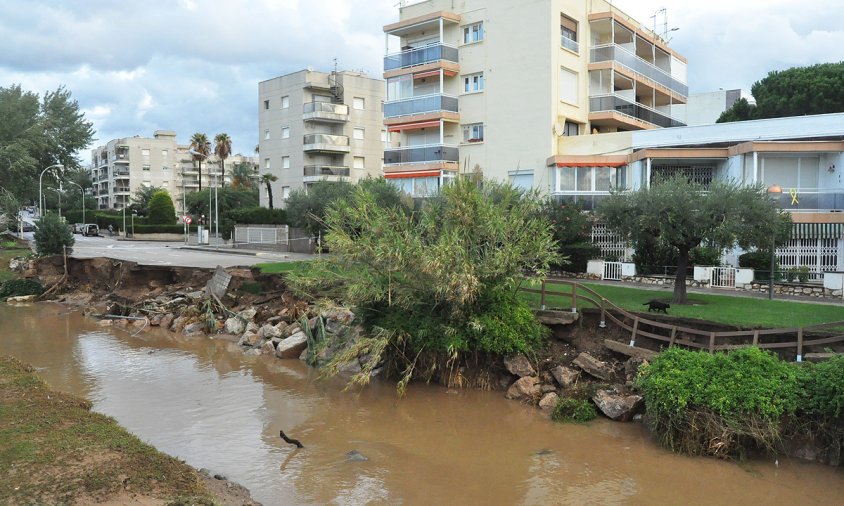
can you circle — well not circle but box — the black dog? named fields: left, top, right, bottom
left=643, top=300, right=670, bottom=313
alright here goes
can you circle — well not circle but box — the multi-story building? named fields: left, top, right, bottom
left=90, top=131, right=256, bottom=212
left=381, top=0, right=688, bottom=196
left=257, top=69, right=387, bottom=208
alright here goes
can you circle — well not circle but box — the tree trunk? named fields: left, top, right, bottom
left=672, top=249, right=689, bottom=304
left=198, top=159, right=202, bottom=191
left=267, top=184, right=274, bottom=210
left=221, top=157, right=226, bottom=188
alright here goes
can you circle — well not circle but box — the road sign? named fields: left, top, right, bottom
left=184, top=216, right=192, bottom=225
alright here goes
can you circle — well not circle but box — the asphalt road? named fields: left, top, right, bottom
left=20, top=233, right=312, bottom=269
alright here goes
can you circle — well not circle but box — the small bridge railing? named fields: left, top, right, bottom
left=519, top=278, right=844, bottom=362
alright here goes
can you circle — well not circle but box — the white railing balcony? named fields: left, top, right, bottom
left=590, top=43, right=688, bottom=97
left=384, top=93, right=459, bottom=118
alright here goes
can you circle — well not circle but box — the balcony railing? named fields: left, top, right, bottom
left=303, top=165, right=350, bottom=177
left=589, top=94, right=685, bottom=128
left=303, top=102, right=349, bottom=122
left=114, top=170, right=130, bottom=177
left=113, top=187, right=131, bottom=194
left=561, top=35, right=579, bottom=53
left=384, top=143, right=459, bottom=165
left=590, top=44, right=688, bottom=97
left=384, top=43, right=459, bottom=71
left=552, top=193, right=610, bottom=212
left=384, top=93, right=459, bottom=118
left=303, top=134, right=350, bottom=152
left=769, top=189, right=844, bottom=213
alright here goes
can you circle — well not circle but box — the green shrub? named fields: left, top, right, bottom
left=466, top=288, right=548, bottom=355
left=147, top=191, right=176, bottom=225
left=739, top=250, right=779, bottom=281
left=130, top=224, right=197, bottom=234
left=224, top=207, right=286, bottom=225
left=799, top=355, right=844, bottom=418
left=34, top=214, right=74, bottom=256
left=0, top=278, right=43, bottom=300
left=551, top=397, right=598, bottom=423
left=798, top=266, right=810, bottom=283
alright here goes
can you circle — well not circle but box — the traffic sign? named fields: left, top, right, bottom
left=184, top=216, right=193, bottom=225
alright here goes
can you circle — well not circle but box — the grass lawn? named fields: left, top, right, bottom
left=0, top=246, right=31, bottom=283
left=255, top=260, right=313, bottom=275
left=0, top=355, right=216, bottom=504
left=519, top=280, right=844, bottom=329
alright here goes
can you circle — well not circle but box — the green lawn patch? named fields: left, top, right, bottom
left=255, top=260, right=313, bottom=275
left=0, top=247, right=30, bottom=283
left=519, top=280, right=844, bottom=329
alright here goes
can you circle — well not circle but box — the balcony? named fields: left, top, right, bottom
left=113, top=187, right=131, bottom=194
left=590, top=44, right=688, bottom=98
left=770, top=189, right=844, bottom=213
left=303, top=133, right=350, bottom=153
left=114, top=170, right=130, bottom=177
left=384, top=144, right=459, bottom=166
left=384, top=43, right=459, bottom=71
left=303, top=165, right=350, bottom=183
left=561, top=35, right=579, bottom=53
left=384, top=94, right=459, bottom=119
left=553, top=193, right=610, bottom=212
left=589, top=94, right=685, bottom=129
left=303, top=102, right=349, bottom=123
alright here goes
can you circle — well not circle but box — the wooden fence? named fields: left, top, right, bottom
left=520, top=278, right=844, bottom=362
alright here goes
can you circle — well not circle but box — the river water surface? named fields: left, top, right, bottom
left=1, top=304, right=841, bottom=505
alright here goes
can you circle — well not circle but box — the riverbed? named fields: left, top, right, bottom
left=1, top=303, right=841, bottom=505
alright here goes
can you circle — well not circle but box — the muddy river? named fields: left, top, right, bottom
left=1, top=304, right=841, bottom=505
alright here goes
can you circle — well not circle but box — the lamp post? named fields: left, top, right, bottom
left=767, top=184, right=783, bottom=300
left=67, top=181, right=86, bottom=224
left=38, top=164, right=64, bottom=217
left=189, top=149, right=215, bottom=245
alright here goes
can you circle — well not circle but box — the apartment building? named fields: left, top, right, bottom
left=257, top=69, right=386, bottom=208
left=382, top=0, right=688, bottom=196
left=90, top=131, right=256, bottom=212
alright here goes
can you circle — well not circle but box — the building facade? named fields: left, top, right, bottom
left=257, top=69, right=387, bottom=208
left=89, top=131, right=256, bottom=213
left=382, top=0, right=688, bottom=196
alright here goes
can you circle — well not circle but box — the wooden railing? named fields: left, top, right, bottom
left=520, top=278, right=844, bottom=362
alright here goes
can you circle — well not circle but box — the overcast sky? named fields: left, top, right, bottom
left=1, top=0, right=841, bottom=162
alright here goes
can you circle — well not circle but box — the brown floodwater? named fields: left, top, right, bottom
left=0, top=303, right=841, bottom=505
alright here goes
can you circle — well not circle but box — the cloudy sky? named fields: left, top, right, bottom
left=1, top=0, right=841, bottom=162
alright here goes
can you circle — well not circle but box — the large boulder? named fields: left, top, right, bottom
left=539, top=392, right=559, bottom=412
left=238, top=331, right=262, bottom=348
left=258, top=324, right=282, bottom=340
left=239, top=308, right=258, bottom=322
left=182, top=322, right=206, bottom=337
left=276, top=331, right=308, bottom=359
left=592, top=389, right=644, bottom=422
left=551, top=365, right=579, bottom=387
left=505, top=376, right=540, bottom=401
left=170, top=316, right=187, bottom=333
left=572, top=352, right=614, bottom=381
left=503, top=354, right=536, bottom=378
left=224, top=317, right=245, bottom=335
left=260, top=340, right=276, bottom=355
left=282, top=323, right=302, bottom=338
left=160, top=313, right=175, bottom=330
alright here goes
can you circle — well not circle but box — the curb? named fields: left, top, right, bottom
left=178, top=246, right=291, bottom=259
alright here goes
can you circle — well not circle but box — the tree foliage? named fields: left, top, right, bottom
left=543, top=200, right=593, bottom=272
left=185, top=187, right=258, bottom=220
left=213, top=133, right=232, bottom=187
left=230, top=162, right=257, bottom=189
left=34, top=213, right=74, bottom=256
left=597, top=176, right=792, bottom=303
left=0, top=84, right=94, bottom=203
left=189, top=132, right=211, bottom=191
left=147, top=190, right=176, bottom=225
left=260, top=173, right=278, bottom=210
left=130, top=185, right=163, bottom=215
left=717, top=62, right=844, bottom=123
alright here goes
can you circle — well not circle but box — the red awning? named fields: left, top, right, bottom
left=387, top=120, right=442, bottom=132
left=555, top=162, right=627, bottom=167
left=384, top=169, right=444, bottom=179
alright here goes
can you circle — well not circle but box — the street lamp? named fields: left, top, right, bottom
left=67, top=181, right=86, bottom=224
left=767, top=184, right=783, bottom=300
left=38, top=164, right=64, bottom=217
left=188, top=149, right=219, bottom=245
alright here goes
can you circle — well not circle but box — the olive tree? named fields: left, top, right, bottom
left=598, top=176, right=792, bottom=304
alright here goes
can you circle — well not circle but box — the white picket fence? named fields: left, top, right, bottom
left=710, top=267, right=737, bottom=289
left=603, top=261, right=623, bottom=281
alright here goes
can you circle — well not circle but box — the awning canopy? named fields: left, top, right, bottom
left=791, top=222, right=843, bottom=239
left=384, top=169, right=447, bottom=179
left=555, top=162, right=627, bottom=168
left=387, top=120, right=442, bottom=132
left=414, top=69, right=458, bottom=79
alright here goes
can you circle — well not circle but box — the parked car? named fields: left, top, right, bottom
left=72, top=223, right=84, bottom=234
left=82, top=224, right=99, bottom=237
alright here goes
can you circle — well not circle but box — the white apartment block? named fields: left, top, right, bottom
left=258, top=69, right=387, bottom=208
left=382, top=0, right=688, bottom=196
left=90, top=131, right=256, bottom=213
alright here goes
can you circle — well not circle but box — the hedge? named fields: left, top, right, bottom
left=223, top=207, right=287, bottom=225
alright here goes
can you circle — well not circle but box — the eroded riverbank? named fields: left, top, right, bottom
left=1, top=303, right=842, bottom=505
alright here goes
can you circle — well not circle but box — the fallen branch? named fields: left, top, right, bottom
left=279, top=430, right=304, bottom=448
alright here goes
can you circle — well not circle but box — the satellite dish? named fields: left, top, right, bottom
left=553, top=122, right=565, bottom=137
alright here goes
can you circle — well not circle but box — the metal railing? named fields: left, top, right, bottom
left=303, top=165, right=350, bottom=177
left=384, top=43, right=459, bottom=71
left=303, top=102, right=349, bottom=115
left=590, top=44, right=688, bottom=97
left=769, top=189, right=844, bottom=212
left=589, top=94, right=685, bottom=128
left=303, top=133, right=350, bottom=148
left=384, top=143, right=459, bottom=165
left=384, top=93, right=459, bottom=118
left=561, top=35, right=579, bottom=53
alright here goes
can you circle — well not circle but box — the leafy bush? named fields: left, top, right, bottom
left=739, top=250, right=779, bottom=281
left=634, top=236, right=723, bottom=276
left=799, top=355, right=844, bottom=419
left=466, top=288, right=548, bottom=355
left=544, top=200, right=592, bottom=272
left=798, top=266, right=810, bottom=283
left=129, top=224, right=197, bottom=234
left=0, top=278, right=43, bottom=300
left=34, top=214, right=74, bottom=256
left=551, top=397, right=597, bottom=423
left=147, top=191, right=176, bottom=225
left=224, top=207, right=286, bottom=225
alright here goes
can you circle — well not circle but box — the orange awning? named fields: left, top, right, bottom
left=387, top=120, right=442, bottom=132
left=384, top=170, right=444, bottom=179
left=556, top=162, right=627, bottom=167
left=414, top=69, right=458, bottom=79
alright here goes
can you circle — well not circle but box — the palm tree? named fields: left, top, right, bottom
left=214, top=133, right=232, bottom=187
left=189, top=132, right=211, bottom=191
left=261, top=173, right=278, bottom=210
left=231, top=162, right=256, bottom=189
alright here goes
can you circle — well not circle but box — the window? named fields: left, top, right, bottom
left=282, top=127, right=290, bottom=139
left=264, top=99, right=270, bottom=110
left=463, top=22, right=484, bottom=44
left=141, top=149, right=150, bottom=157
left=142, top=165, right=150, bottom=171
left=162, top=180, right=169, bottom=187
left=564, top=121, right=579, bottom=136
left=559, top=67, right=578, bottom=104
left=281, top=96, right=289, bottom=109
left=282, top=186, right=290, bottom=200
left=386, top=75, right=413, bottom=102
left=353, top=128, right=365, bottom=140
left=162, top=149, right=168, bottom=157
left=462, top=123, right=484, bottom=143
left=463, top=73, right=484, bottom=93
left=282, top=156, right=290, bottom=169
left=556, top=166, right=624, bottom=192
left=264, top=129, right=270, bottom=140
left=509, top=171, right=534, bottom=190
left=353, top=97, right=365, bottom=110
left=264, top=158, right=271, bottom=169
left=561, top=15, right=578, bottom=52
left=353, top=157, right=365, bottom=169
